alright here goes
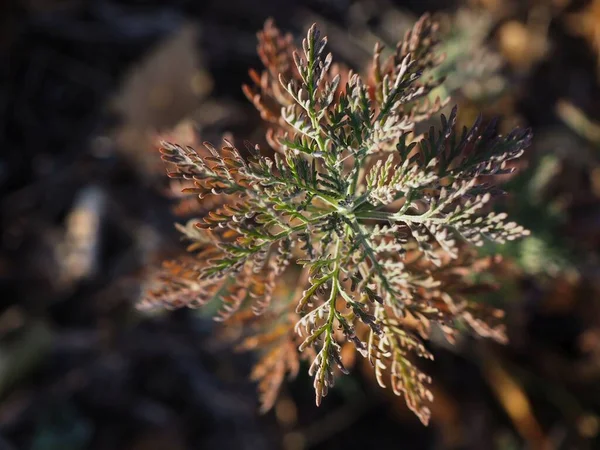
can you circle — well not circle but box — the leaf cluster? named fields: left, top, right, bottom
left=141, top=14, right=531, bottom=425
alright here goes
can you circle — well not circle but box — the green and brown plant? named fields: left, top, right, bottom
left=139, top=14, right=531, bottom=425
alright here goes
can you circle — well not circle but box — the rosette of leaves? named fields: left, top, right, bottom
left=141, top=15, right=531, bottom=425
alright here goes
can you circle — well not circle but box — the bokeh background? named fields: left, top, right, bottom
left=1, top=0, right=600, bottom=449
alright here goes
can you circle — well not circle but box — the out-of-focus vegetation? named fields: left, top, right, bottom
left=1, top=0, right=600, bottom=449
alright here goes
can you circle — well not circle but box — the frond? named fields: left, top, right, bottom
left=142, top=15, right=532, bottom=425
left=369, top=306, right=434, bottom=425
left=236, top=310, right=307, bottom=412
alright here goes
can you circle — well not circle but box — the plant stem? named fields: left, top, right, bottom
left=354, top=210, right=447, bottom=224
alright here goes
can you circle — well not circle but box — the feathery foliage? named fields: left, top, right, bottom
left=140, top=14, right=531, bottom=425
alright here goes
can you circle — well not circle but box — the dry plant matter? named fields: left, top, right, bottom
left=139, top=14, right=531, bottom=425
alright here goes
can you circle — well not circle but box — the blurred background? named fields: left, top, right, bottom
left=1, top=0, right=600, bottom=449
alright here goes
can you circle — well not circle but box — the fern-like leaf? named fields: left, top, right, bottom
left=142, top=15, right=531, bottom=425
